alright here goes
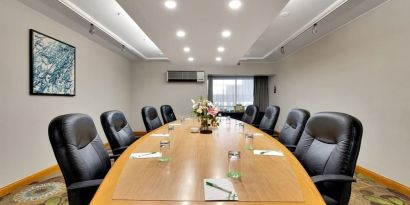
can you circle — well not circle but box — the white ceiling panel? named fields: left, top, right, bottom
left=117, top=0, right=288, bottom=65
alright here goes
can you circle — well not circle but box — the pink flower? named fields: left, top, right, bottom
left=207, top=107, right=218, bottom=117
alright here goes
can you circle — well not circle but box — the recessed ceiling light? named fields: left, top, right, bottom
left=183, top=47, right=190, bottom=52
left=164, top=0, right=177, bottom=9
left=188, top=57, right=194, bottom=62
left=221, top=30, right=231, bottom=38
left=217, top=46, right=225, bottom=52
left=216, top=57, right=222, bottom=62
left=176, top=30, right=186, bottom=38
left=280, top=11, right=289, bottom=17
left=229, top=0, right=242, bottom=10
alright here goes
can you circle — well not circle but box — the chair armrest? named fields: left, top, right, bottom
left=284, top=144, right=296, bottom=152
left=260, top=128, right=274, bottom=135
left=67, top=179, right=102, bottom=204
left=112, top=146, right=128, bottom=155
left=311, top=174, right=356, bottom=185
left=109, top=154, right=121, bottom=161
left=67, top=179, right=102, bottom=192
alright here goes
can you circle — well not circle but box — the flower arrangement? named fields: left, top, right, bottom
left=191, top=97, right=219, bottom=133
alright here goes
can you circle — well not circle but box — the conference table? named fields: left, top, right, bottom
left=91, top=118, right=325, bottom=205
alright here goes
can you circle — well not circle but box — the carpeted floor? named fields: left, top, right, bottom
left=0, top=172, right=408, bottom=205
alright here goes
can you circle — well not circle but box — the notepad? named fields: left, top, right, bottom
left=203, top=178, right=238, bottom=201
left=253, top=150, right=284, bottom=156
left=129, top=152, right=162, bottom=159
left=150, top=133, right=170, bottom=137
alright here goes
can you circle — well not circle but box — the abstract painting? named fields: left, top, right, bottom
left=30, top=29, right=75, bottom=96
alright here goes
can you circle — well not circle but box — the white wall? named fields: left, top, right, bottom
left=0, top=0, right=132, bottom=187
left=131, top=62, right=276, bottom=130
left=271, top=0, right=410, bottom=186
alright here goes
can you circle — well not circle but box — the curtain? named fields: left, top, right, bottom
left=207, top=75, right=213, bottom=102
left=253, top=76, right=269, bottom=112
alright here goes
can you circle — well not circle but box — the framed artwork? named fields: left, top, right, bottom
left=30, top=29, right=76, bottom=96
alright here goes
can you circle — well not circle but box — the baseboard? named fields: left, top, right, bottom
left=356, top=165, right=410, bottom=196
left=0, top=164, right=60, bottom=197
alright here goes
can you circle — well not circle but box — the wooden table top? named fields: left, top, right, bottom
left=91, top=119, right=325, bottom=205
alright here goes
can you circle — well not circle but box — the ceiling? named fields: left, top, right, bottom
left=19, top=0, right=388, bottom=65
left=117, top=0, right=288, bottom=65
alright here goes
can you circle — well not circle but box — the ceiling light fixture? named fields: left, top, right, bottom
left=176, top=30, right=186, bottom=38
left=216, top=57, right=222, bottom=62
left=221, top=30, right=231, bottom=38
left=217, top=46, right=225, bottom=52
left=164, top=0, right=177, bottom=9
left=183, top=47, right=190, bottom=52
left=228, top=0, right=242, bottom=10
left=89, top=23, right=95, bottom=34
left=188, top=57, right=194, bottom=62
left=312, top=23, right=318, bottom=35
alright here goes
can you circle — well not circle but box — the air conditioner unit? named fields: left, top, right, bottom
left=166, top=71, right=205, bottom=83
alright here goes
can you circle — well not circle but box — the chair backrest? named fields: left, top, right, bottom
left=141, top=106, right=163, bottom=132
left=278, top=109, right=310, bottom=146
left=259, top=105, right=280, bottom=131
left=160, top=105, right=177, bottom=124
left=294, top=112, right=363, bottom=204
left=241, top=105, right=259, bottom=124
left=48, top=113, right=111, bottom=186
left=100, top=110, right=137, bottom=154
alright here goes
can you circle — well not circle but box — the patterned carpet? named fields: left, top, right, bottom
left=0, top=172, right=408, bottom=205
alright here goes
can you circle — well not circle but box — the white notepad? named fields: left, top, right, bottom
left=129, top=152, right=162, bottom=159
left=203, top=178, right=238, bottom=201
left=150, top=133, right=170, bottom=137
left=253, top=150, right=284, bottom=156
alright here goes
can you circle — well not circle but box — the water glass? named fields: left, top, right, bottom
left=238, top=122, right=244, bottom=133
left=245, top=133, right=254, bottom=150
left=167, top=124, right=175, bottom=136
left=227, top=151, right=241, bottom=179
left=226, top=116, right=231, bottom=124
left=159, top=140, right=171, bottom=162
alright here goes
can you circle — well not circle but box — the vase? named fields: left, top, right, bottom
left=200, top=118, right=212, bottom=134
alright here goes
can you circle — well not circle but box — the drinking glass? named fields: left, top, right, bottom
left=167, top=124, right=175, bottom=137
left=159, top=140, right=171, bottom=162
left=238, top=122, right=244, bottom=133
left=245, top=133, right=254, bottom=150
left=226, top=116, right=231, bottom=124
left=227, top=151, right=241, bottom=179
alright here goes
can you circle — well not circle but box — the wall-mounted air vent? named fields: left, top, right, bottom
left=166, top=71, right=205, bottom=83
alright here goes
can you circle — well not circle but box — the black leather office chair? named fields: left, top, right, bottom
left=258, top=105, right=280, bottom=135
left=294, top=112, right=363, bottom=205
left=48, top=114, right=111, bottom=205
left=101, top=110, right=139, bottom=155
left=142, top=106, right=163, bottom=132
left=278, top=109, right=310, bottom=151
left=160, top=105, right=177, bottom=124
left=241, top=105, right=259, bottom=124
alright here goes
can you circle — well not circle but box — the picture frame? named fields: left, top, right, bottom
left=29, top=29, right=76, bottom=96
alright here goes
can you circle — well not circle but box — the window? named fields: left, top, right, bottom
left=211, top=77, right=254, bottom=111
